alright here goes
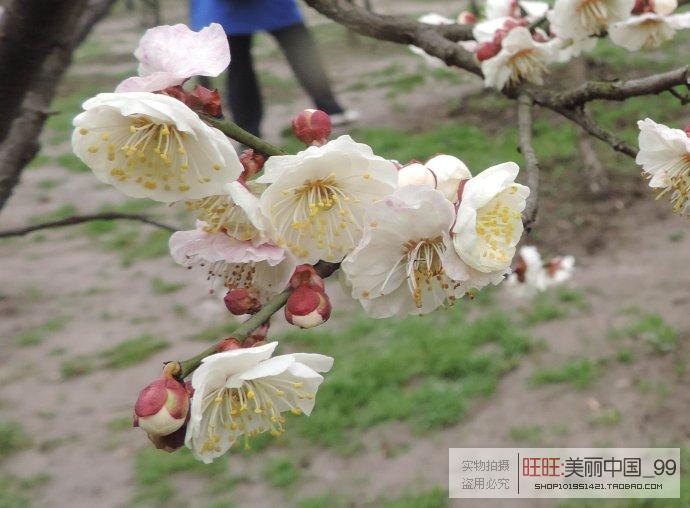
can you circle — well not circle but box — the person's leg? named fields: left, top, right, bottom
left=227, top=34, right=263, bottom=137
left=271, top=22, right=344, bottom=115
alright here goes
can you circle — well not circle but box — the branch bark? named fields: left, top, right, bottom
left=0, top=0, right=117, bottom=214
left=0, top=212, right=177, bottom=239
left=517, top=94, right=539, bottom=228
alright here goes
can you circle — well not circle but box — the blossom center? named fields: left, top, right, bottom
left=475, top=187, right=522, bottom=265
left=577, top=0, right=609, bottom=33
left=507, top=49, right=549, bottom=85
left=652, top=154, right=690, bottom=215
left=187, top=195, right=256, bottom=240
left=79, top=117, right=220, bottom=193
left=271, top=174, right=360, bottom=260
left=400, top=236, right=454, bottom=308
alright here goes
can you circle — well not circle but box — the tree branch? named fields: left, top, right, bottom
left=0, top=212, right=177, bottom=239
left=517, top=94, right=539, bottom=228
left=202, top=116, right=287, bottom=157
left=551, top=106, right=638, bottom=158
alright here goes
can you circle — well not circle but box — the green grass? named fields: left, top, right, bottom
left=530, top=358, right=599, bottom=390
left=102, top=228, right=171, bottom=267
left=588, top=409, right=621, bottom=427
left=133, top=447, right=230, bottom=506
left=261, top=457, right=300, bottom=489
left=523, top=294, right=569, bottom=325
left=0, top=421, right=32, bottom=459
left=60, top=333, right=168, bottom=378
left=150, top=277, right=185, bottom=295
left=37, top=178, right=62, bottom=190
left=612, top=314, right=679, bottom=354
left=26, top=154, right=51, bottom=169
left=29, top=203, right=78, bottom=224
left=294, top=487, right=448, bottom=508
left=55, top=153, right=89, bottom=173
left=274, top=307, right=531, bottom=451
left=508, top=425, right=543, bottom=444
left=189, top=321, right=238, bottom=342
left=14, top=315, right=69, bottom=347
left=0, top=472, right=50, bottom=507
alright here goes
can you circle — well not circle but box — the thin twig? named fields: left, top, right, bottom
left=202, top=116, right=286, bottom=157
left=517, top=94, right=539, bottom=228
left=0, top=212, right=177, bottom=238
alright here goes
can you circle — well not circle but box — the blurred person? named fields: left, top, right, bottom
left=190, top=0, right=359, bottom=137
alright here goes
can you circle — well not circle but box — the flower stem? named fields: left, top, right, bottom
left=173, top=261, right=341, bottom=380
left=202, top=115, right=286, bottom=157
left=177, top=289, right=292, bottom=379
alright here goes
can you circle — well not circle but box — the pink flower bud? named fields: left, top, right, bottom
left=289, top=264, right=326, bottom=291
left=398, top=162, right=437, bottom=188
left=224, top=288, right=262, bottom=315
left=285, top=285, right=332, bottom=329
left=457, top=11, right=477, bottom=24
left=134, top=377, right=189, bottom=437
left=685, top=124, right=690, bottom=137
left=292, top=109, right=332, bottom=146
left=476, top=41, right=501, bottom=61
left=239, top=149, right=266, bottom=181
left=217, top=337, right=242, bottom=352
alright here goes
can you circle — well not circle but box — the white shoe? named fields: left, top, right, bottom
left=329, top=109, right=360, bottom=127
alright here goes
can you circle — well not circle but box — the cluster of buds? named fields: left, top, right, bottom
left=160, top=84, right=222, bottom=117
left=475, top=18, right=533, bottom=61
left=284, top=265, right=332, bottom=329
left=292, top=109, right=332, bottom=147
left=133, top=366, right=191, bottom=452
left=224, top=288, right=262, bottom=315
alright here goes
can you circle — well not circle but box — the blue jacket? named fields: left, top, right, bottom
left=190, top=0, right=303, bottom=35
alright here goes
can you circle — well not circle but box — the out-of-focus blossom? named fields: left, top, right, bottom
left=185, top=342, right=333, bottom=463
left=409, top=13, right=455, bottom=67
left=506, top=245, right=575, bottom=297
left=72, top=92, right=241, bottom=202
left=549, top=0, right=635, bottom=40
left=116, top=23, right=230, bottom=92
left=636, top=118, right=690, bottom=216
left=257, top=135, right=398, bottom=264
left=485, top=0, right=549, bottom=20
left=609, top=0, right=690, bottom=51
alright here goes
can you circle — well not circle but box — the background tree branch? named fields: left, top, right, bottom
left=0, top=0, right=118, bottom=214
left=517, top=94, right=539, bottom=228
left=0, top=212, right=177, bottom=239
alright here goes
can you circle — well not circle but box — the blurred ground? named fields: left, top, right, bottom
left=1, top=1, right=690, bottom=507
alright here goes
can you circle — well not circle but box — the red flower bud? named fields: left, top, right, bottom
left=285, top=285, right=332, bottom=329
left=289, top=264, right=325, bottom=291
left=457, top=11, right=477, bottom=24
left=476, top=41, right=501, bottom=61
left=134, top=376, right=189, bottom=436
left=292, top=109, right=332, bottom=146
left=239, top=149, right=266, bottom=181
left=224, top=288, right=262, bottom=315
left=685, top=124, right=690, bottom=138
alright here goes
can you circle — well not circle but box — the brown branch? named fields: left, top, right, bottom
left=544, top=66, right=690, bottom=109
left=0, top=212, right=177, bottom=239
left=517, top=94, right=539, bottom=228
left=551, top=106, right=638, bottom=158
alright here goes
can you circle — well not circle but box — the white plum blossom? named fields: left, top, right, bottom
left=609, top=0, right=690, bottom=51
left=550, top=36, right=598, bottom=62
left=341, top=186, right=472, bottom=318
left=481, top=26, right=555, bottom=90
left=186, top=180, right=268, bottom=240
left=116, top=23, right=230, bottom=92
left=636, top=118, right=690, bottom=215
left=549, top=0, right=635, bottom=40
left=257, top=135, right=398, bottom=264
left=452, top=162, right=530, bottom=282
left=72, top=92, right=242, bottom=202
left=185, top=342, right=333, bottom=463
left=169, top=221, right=296, bottom=295
left=486, top=0, right=549, bottom=20
left=398, top=155, right=471, bottom=202
left=505, top=245, right=575, bottom=297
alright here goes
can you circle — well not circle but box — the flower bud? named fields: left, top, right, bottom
left=285, top=285, right=331, bottom=329
left=224, top=288, right=262, bottom=315
left=147, top=422, right=187, bottom=453
left=457, top=11, right=477, bottom=24
left=217, top=337, right=242, bottom=352
left=476, top=41, right=501, bottom=61
left=292, top=109, right=332, bottom=146
left=134, top=376, right=189, bottom=436
left=289, top=264, right=325, bottom=291
left=398, top=162, right=437, bottom=188
left=239, top=149, right=266, bottom=181
left=684, top=124, right=690, bottom=138
left=653, top=0, right=676, bottom=15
